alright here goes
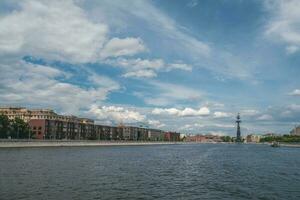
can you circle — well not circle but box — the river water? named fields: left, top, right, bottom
left=0, top=144, right=300, bottom=200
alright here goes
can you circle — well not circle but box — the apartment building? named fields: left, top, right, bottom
left=0, top=107, right=181, bottom=141
left=290, top=125, right=300, bottom=136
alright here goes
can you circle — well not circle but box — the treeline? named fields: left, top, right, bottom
left=220, top=136, right=234, bottom=142
left=260, top=135, right=300, bottom=143
left=0, top=115, right=33, bottom=139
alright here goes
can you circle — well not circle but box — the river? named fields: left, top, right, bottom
left=0, top=143, right=299, bottom=200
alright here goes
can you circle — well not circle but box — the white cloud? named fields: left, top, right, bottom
left=265, top=0, right=300, bottom=54
left=88, top=73, right=120, bottom=91
left=106, top=0, right=255, bottom=80
left=107, top=58, right=192, bottom=78
left=0, top=0, right=255, bottom=81
left=88, top=104, right=145, bottom=123
left=180, top=123, right=204, bottom=131
left=100, top=37, right=146, bottom=58
left=289, top=89, right=300, bottom=96
left=147, top=120, right=165, bottom=128
left=204, top=102, right=225, bottom=108
left=214, top=124, right=235, bottom=128
left=181, top=107, right=210, bottom=116
left=279, top=104, right=300, bottom=119
left=286, top=45, right=299, bottom=54
left=122, top=70, right=157, bottom=78
left=167, top=63, right=192, bottom=71
left=207, top=131, right=227, bottom=136
left=0, top=0, right=146, bottom=63
left=213, top=111, right=233, bottom=118
left=0, top=60, right=119, bottom=114
left=242, top=109, right=260, bottom=116
left=257, top=114, right=273, bottom=121
left=78, top=0, right=211, bottom=58
left=179, top=123, right=233, bottom=132
left=152, top=107, right=210, bottom=117
left=0, top=0, right=107, bottom=62
left=152, top=108, right=178, bottom=116
left=108, top=1, right=211, bottom=57
left=287, top=104, right=300, bottom=112
left=108, top=58, right=164, bottom=70
left=139, top=81, right=203, bottom=106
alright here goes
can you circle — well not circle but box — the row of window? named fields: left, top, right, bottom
left=32, top=131, right=42, bottom=135
left=32, top=126, right=42, bottom=130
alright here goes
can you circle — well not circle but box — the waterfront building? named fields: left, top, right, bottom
left=122, top=126, right=138, bottom=140
left=137, top=127, right=148, bottom=140
left=148, top=129, right=164, bottom=141
left=263, top=133, right=276, bottom=137
left=0, top=107, right=181, bottom=141
left=0, top=107, right=59, bottom=122
left=186, top=135, right=207, bottom=142
left=98, top=125, right=113, bottom=140
left=164, top=132, right=180, bottom=141
left=0, top=107, right=94, bottom=124
left=290, top=125, right=300, bottom=136
left=28, top=119, right=46, bottom=140
left=246, top=134, right=261, bottom=143
left=180, top=133, right=187, bottom=141
left=111, top=126, right=123, bottom=140
left=205, top=135, right=223, bottom=143
left=185, top=134, right=223, bottom=143
left=29, top=119, right=95, bottom=140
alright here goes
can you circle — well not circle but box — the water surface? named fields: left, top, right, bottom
left=0, top=144, right=300, bottom=200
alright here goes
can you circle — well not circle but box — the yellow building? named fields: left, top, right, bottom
left=246, top=134, right=261, bottom=143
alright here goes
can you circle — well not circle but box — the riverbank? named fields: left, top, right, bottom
left=278, top=143, right=300, bottom=148
left=259, top=142, right=300, bottom=148
left=2, top=140, right=299, bottom=148
left=0, top=140, right=182, bottom=148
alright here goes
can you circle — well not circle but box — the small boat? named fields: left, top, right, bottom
left=270, top=141, right=280, bottom=147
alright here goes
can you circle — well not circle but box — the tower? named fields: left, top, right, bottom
left=236, top=113, right=242, bottom=142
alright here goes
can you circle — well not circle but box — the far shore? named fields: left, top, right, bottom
left=0, top=139, right=184, bottom=148
left=0, top=140, right=236, bottom=148
left=1, top=140, right=300, bottom=148
left=278, top=143, right=300, bottom=148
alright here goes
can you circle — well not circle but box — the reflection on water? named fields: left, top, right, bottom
left=0, top=144, right=300, bottom=200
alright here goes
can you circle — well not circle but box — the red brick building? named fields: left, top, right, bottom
left=28, top=119, right=46, bottom=139
left=185, top=135, right=207, bottom=142
left=164, top=131, right=180, bottom=141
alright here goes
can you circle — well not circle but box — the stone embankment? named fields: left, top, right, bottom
left=0, top=139, right=180, bottom=148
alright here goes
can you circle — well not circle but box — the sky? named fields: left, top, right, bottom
left=0, top=0, right=300, bottom=136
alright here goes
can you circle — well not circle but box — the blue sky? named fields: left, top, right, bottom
left=0, top=0, right=300, bottom=136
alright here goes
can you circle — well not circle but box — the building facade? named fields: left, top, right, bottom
left=246, top=134, right=261, bottom=143
left=290, top=126, right=300, bottom=136
left=185, top=135, right=207, bottom=142
left=0, top=107, right=181, bottom=141
left=148, top=129, right=164, bottom=141
left=164, top=132, right=180, bottom=141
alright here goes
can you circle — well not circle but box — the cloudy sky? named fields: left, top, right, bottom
left=0, top=0, right=300, bottom=136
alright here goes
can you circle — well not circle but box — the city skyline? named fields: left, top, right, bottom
left=1, top=0, right=300, bottom=136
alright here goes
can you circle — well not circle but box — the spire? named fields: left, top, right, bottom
left=236, top=113, right=242, bottom=142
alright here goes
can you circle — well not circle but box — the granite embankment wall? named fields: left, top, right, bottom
left=0, top=140, right=180, bottom=148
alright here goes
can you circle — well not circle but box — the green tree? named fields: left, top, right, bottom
left=10, top=118, right=31, bottom=139
left=221, top=136, right=232, bottom=142
left=260, top=135, right=300, bottom=143
left=0, top=114, right=10, bottom=138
